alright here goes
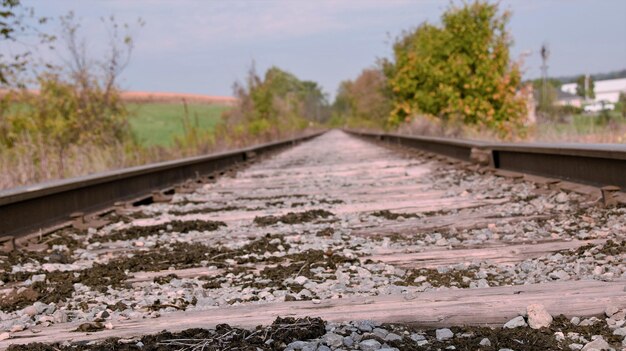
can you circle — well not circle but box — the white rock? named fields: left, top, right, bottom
left=9, top=324, right=24, bottom=333
left=479, top=338, right=491, bottom=346
left=31, top=274, right=46, bottom=283
left=503, top=315, right=527, bottom=328
left=410, top=333, right=426, bottom=342
left=22, top=306, right=37, bottom=317
left=52, top=310, right=68, bottom=323
left=294, top=276, right=308, bottom=285
left=581, top=337, right=610, bottom=351
left=549, top=270, right=570, bottom=280
left=605, top=305, right=619, bottom=317
left=527, top=303, right=553, bottom=329
left=569, top=343, right=583, bottom=350
left=360, top=339, right=382, bottom=351
left=435, top=328, right=453, bottom=341
left=38, top=316, right=54, bottom=324
left=385, top=333, right=402, bottom=341
left=613, top=327, right=626, bottom=336
left=372, top=328, right=388, bottom=339
left=571, top=316, right=581, bottom=325
left=323, top=333, right=343, bottom=348
left=0, top=332, right=10, bottom=341
left=555, top=192, right=568, bottom=203
left=579, top=317, right=599, bottom=327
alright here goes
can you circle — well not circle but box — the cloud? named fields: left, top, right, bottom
left=99, top=0, right=430, bottom=54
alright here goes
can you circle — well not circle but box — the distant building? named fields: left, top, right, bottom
left=561, top=78, right=626, bottom=103
left=555, top=90, right=583, bottom=107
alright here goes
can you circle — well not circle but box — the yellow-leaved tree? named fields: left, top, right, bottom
left=384, top=1, right=527, bottom=139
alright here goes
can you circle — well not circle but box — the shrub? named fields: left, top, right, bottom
left=383, top=1, right=527, bottom=139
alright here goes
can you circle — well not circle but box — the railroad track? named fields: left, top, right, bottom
left=0, top=130, right=625, bottom=350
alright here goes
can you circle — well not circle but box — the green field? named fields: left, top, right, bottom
left=127, top=103, right=230, bottom=147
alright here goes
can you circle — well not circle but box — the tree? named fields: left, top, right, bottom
left=384, top=1, right=527, bottom=138
left=333, top=68, right=391, bottom=129
left=0, top=0, right=54, bottom=87
left=0, top=12, right=141, bottom=175
left=220, top=64, right=327, bottom=143
left=575, top=75, right=595, bottom=100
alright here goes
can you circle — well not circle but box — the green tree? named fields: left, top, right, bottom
left=220, top=65, right=327, bottom=142
left=575, top=75, right=595, bottom=100
left=384, top=1, right=527, bottom=138
left=333, top=68, right=391, bottom=129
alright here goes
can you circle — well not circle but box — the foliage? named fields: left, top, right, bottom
left=219, top=65, right=327, bottom=145
left=0, top=0, right=53, bottom=86
left=383, top=1, right=527, bottom=139
left=0, top=0, right=24, bottom=84
left=0, top=74, right=132, bottom=172
left=171, top=101, right=216, bottom=155
left=332, top=68, right=392, bottom=129
left=575, top=75, right=595, bottom=99
left=0, top=9, right=140, bottom=177
left=620, top=93, right=626, bottom=119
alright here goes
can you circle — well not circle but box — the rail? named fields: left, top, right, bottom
left=346, top=130, right=626, bottom=190
left=0, top=131, right=325, bottom=239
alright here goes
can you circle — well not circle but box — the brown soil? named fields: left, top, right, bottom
left=254, top=209, right=334, bottom=226
left=398, top=268, right=478, bottom=288
left=371, top=210, right=420, bottom=220
left=572, top=239, right=625, bottom=257
left=6, top=317, right=326, bottom=351
left=73, top=322, right=105, bottom=333
left=316, top=228, right=335, bottom=237
left=201, top=249, right=356, bottom=300
left=153, top=274, right=180, bottom=285
left=1, top=241, right=226, bottom=311
left=90, top=220, right=226, bottom=243
left=375, top=314, right=622, bottom=350
left=1, top=235, right=303, bottom=312
left=168, top=206, right=241, bottom=216
left=0, top=287, right=40, bottom=312
left=10, top=315, right=621, bottom=350
left=317, top=199, right=344, bottom=205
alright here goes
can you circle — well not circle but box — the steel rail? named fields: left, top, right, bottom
left=346, top=130, right=626, bottom=190
left=0, top=131, right=325, bottom=239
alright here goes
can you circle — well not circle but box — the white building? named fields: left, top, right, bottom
left=561, top=78, right=626, bottom=103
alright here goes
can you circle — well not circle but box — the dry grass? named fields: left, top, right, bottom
left=393, top=113, right=626, bottom=144
left=0, top=128, right=320, bottom=191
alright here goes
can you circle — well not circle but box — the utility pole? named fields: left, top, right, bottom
left=584, top=74, right=590, bottom=101
left=540, top=43, right=550, bottom=107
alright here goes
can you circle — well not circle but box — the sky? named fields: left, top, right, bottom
left=18, top=0, right=626, bottom=99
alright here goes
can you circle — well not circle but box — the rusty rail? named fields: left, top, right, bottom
left=346, top=130, right=626, bottom=190
left=0, top=132, right=325, bottom=239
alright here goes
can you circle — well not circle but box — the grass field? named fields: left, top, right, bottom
left=531, top=109, right=626, bottom=143
left=127, top=103, right=230, bottom=147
